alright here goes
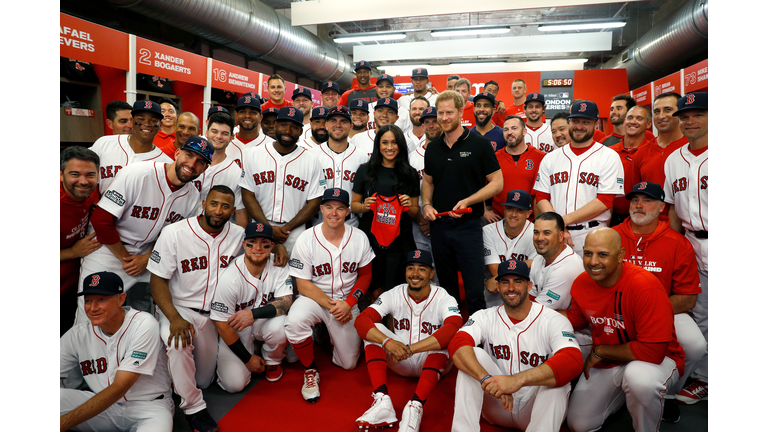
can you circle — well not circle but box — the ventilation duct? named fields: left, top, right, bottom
left=107, top=0, right=354, bottom=87
left=602, top=0, right=707, bottom=87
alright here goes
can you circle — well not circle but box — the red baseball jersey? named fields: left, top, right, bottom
left=613, top=216, right=701, bottom=297
left=632, top=136, right=688, bottom=187
left=567, top=262, right=685, bottom=373
left=370, top=194, right=407, bottom=248
left=609, top=137, right=651, bottom=215
left=60, top=183, right=99, bottom=294
left=491, top=146, right=546, bottom=216
left=461, top=102, right=476, bottom=129
left=492, top=102, right=526, bottom=127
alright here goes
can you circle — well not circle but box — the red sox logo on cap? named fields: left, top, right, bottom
left=413, top=250, right=421, bottom=259
left=355, top=100, right=363, bottom=107
left=513, top=192, right=521, bottom=201
left=144, top=100, right=153, bottom=109
left=417, top=69, right=422, bottom=74
left=90, top=275, right=100, bottom=286
left=319, top=108, right=326, bottom=115
left=384, top=98, right=391, bottom=104
left=508, top=260, right=517, bottom=270
left=256, top=223, right=264, bottom=231
left=288, top=108, right=296, bottom=116
left=325, top=83, right=331, bottom=88
left=332, top=188, right=341, bottom=197
left=579, top=103, right=587, bottom=112
left=199, top=141, right=208, bottom=150
left=686, top=94, right=695, bottom=105
left=359, top=61, right=365, bottom=66
left=244, top=96, right=251, bottom=103
left=533, top=93, right=538, bottom=99
left=217, top=106, right=224, bottom=111
left=638, top=181, right=647, bottom=190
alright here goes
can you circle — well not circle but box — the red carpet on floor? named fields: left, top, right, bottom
left=218, top=342, right=515, bottom=431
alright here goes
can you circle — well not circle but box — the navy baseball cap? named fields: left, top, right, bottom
left=292, top=87, right=313, bottom=101
left=244, top=222, right=274, bottom=241
left=626, top=181, right=665, bottom=201
left=311, top=106, right=329, bottom=120
left=474, top=91, right=496, bottom=106
left=673, top=92, right=708, bottom=116
left=262, top=107, right=279, bottom=118
left=404, top=249, right=433, bottom=268
left=322, top=82, right=341, bottom=94
left=376, top=74, right=394, bottom=87
left=354, top=60, right=372, bottom=71
left=421, top=106, right=437, bottom=119
left=327, top=105, right=351, bottom=121
left=349, top=98, right=369, bottom=113
left=321, top=188, right=350, bottom=206
left=78, top=272, right=124, bottom=296
left=568, top=100, right=599, bottom=120
left=207, top=105, right=231, bottom=119
left=524, top=92, right=546, bottom=106
left=496, top=259, right=530, bottom=281
left=181, top=136, right=214, bottom=164
left=374, top=97, right=399, bottom=114
left=411, top=68, right=429, bottom=78
left=131, top=100, right=162, bottom=119
left=502, top=190, right=532, bottom=210
left=236, top=95, right=262, bottom=112
left=276, top=106, right=304, bottom=127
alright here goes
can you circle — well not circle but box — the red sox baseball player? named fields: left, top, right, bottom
left=60, top=272, right=174, bottom=432
left=239, top=106, right=324, bottom=254
left=148, top=185, right=245, bottom=432
left=210, top=222, right=293, bottom=393
left=354, top=250, right=463, bottom=431
left=228, top=96, right=271, bottom=169
left=523, top=93, right=556, bottom=154
left=78, top=137, right=213, bottom=324
left=534, top=100, right=625, bottom=256
left=284, top=188, right=375, bottom=403
left=663, top=92, right=708, bottom=404
left=90, top=100, right=172, bottom=195
left=450, top=259, right=583, bottom=432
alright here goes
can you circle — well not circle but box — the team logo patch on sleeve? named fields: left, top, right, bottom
left=211, top=302, right=228, bottom=313
left=483, top=248, right=491, bottom=257
left=131, top=350, right=147, bottom=359
left=240, top=169, right=245, bottom=178
left=462, top=318, right=475, bottom=327
left=374, top=298, right=382, bottom=305
left=289, top=258, right=304, bottom=269
left=150, top=250, right=161, bottom=264
left=104, top=190, right=125, bottom=207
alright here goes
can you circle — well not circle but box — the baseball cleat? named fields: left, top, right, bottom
left=184, top=408, right=219, bottom=432
left=662, top=400, right=681, bottom=423
left=302, top=369, right=320, bottom=403
left=265, top=364, right=284, bottom=382
left=398, top=400, right=423, bottom=431
left=356, top=392, right=397, bottom=429
left=675, top=379, right=708, bottom=404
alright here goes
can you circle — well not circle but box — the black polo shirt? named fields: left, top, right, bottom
left=424, top=126, right=500, bottom=220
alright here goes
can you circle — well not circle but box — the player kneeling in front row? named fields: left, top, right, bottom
left=61, top=272, right=174, bottom=432
left=450, top=259, right=583, bottom=432
left=354, top=250, right=463, bottom=431
left=285, top=188, right=375, bottom=402
left=210, top=222, right=293, bottom=392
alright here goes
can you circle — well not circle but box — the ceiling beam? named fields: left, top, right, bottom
left=291, top=0, right=646, bottom=26
left=352, top=32, right=612, bottom=62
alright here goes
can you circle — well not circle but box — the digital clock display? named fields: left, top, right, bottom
left=542, top=78, right=573, bottom=87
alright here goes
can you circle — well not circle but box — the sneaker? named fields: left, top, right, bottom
left=675, top=379, right=708, bottom=404
left=302, top=369, right=320, bottom=403
left=662, top=400, right=681, bottom=423
left=398, top=400, right=423, bottom=432
left=265, top=364, right=284, bottom=382
left=184, top=408, right=219, bottom=432
left=356, top=392, right=397, bottom=429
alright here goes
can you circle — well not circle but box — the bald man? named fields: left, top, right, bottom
left=158, top=112, right=200, bottom=160
left=563, top=228, right=684, bottom=432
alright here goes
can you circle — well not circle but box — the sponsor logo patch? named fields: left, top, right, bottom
left=150, top=250, right=161, bottom=263
left=131, top=350, right=147, bottom=359
left=211, top=302, right=228, bottom=313
left=448, top=306, right=460, bottom=313
left=617, top=178, right=624, bottom=184
left=319, top=178, right=327, bottom=186
left=289, top=258, right=304, bottom=269
left=459, top=152, right=471, bottom=157
left=562, top=331, right=575, bottom=339
left=104, top=190, right=125, bottom=207
left=545, top=290, right=560, bottom=300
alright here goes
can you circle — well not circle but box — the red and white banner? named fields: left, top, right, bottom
left=683, top=59, right=708, bottom=93
left=136, top=38, right=208, bottom=86
left=60, top=13, right=129, bottom=70
left=211, top=60, right=261, bottom=94
left=654, top=71, right=682, bottom=98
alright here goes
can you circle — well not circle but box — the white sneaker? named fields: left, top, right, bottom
left=301, top=369, right=320, bottom=403
left=398, top=400, right=423, bottom=432
left=356, top=392, right=397, bottom=429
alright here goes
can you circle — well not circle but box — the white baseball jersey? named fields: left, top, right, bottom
left=529, top=245, right=583, bottom=310
left=209, top=254, right=292, bottom=322
left=309, top=143, right=369, bottom=225
left=147, top=217, right=245, bottom=311
left=458, top=302, right=579, bottom=398
left=302, top=123, right=311, bottom=140
left=192, top=156, right=245, bottom=215
left=297, top=135, right=324, bottom=151
left=60, top=307, right=172, bottom=401
left=663, top=145, right=708, bottom=272
left=227, top=132, right=272, bottom=169
left=289, top=224, right=375, bottom=300
left=525, top=123, right=557, bottom=154
left=369, top=283, right=460, bottom=345
left=482, top=219, right=537, bottom=265
left=404, top=130, right=426, bottom=151
left=398, top=92, right=438, bottom=110
left=96, top=161, right=201, bottom=252
left=239, top=143, right=324, bottom=223
left=90, top=134, right=173, bottom=194
left=533, top=143, right=625, bottom=225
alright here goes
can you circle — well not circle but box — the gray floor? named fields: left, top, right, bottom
left=171, top=377, right=707, bottom=432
